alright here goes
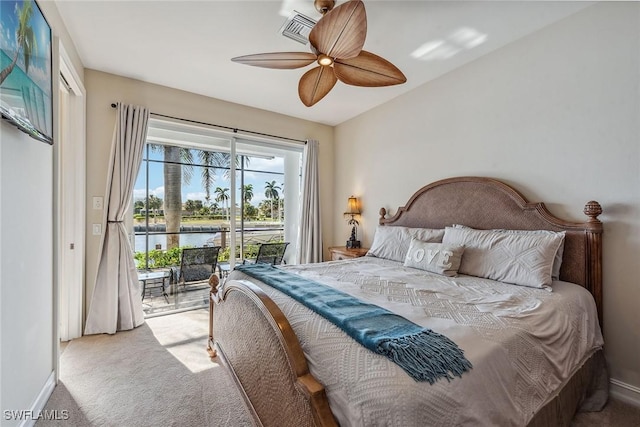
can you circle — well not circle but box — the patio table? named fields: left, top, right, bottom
left=139, top=270, right=170, bottom=303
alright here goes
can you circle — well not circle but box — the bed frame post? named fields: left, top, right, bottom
left=379, top=207, right=387, bottom=224
left=583, top=201, right=603, bottom=329
left=207, top=278, right=220, bottom=358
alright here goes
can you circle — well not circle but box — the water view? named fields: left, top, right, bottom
left=134, top=233, right=217, bottom=252
left=133, top=226, right=285, bottom=253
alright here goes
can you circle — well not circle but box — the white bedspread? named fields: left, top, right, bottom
left=229, top=256, right=604, bottom=426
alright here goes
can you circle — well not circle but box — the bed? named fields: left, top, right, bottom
left=207, top=176, right=607, bottom=426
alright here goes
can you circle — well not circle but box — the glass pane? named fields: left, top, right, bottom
left=133, top=142, right=232, bottom=316
left=235, top=140, right=301, bottom=265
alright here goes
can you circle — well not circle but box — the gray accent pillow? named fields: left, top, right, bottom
left=403, top=238, right=465, bottom=277
left=443, top=226, right=565, bottom=289
left=366, top=226, right=444, bottom=263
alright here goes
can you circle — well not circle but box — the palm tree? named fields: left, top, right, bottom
left=242, top=184, right=254, bottom=203
left=163, top=146, right=183, bottom=248
left=151, top=145, right=230, bottom=249
left=199, top=150, right=230, bottom=202
left=277, top=182, right=285, bottom=222
left=241, top=184, right=254, bottom=218
left=264, top=181, right=281, bottom=220
left=214, top=187, right=230, bottom=221
left=149, top=141, right=253, bottom=249
left=0, top=0, right=37, bottom=85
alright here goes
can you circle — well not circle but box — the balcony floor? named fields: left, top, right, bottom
left=142, top=280, right=211, bottom=317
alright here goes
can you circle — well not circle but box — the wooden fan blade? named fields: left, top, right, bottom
left=309, top=0, right=366, bottom=60
left=231, top=52, right=317, bottom=69
left=334, top=50, right=407, bottom=87
left=298, top=66, right=338, bottom=107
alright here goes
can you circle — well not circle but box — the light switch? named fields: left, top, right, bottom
left=92, top=224, right=102, bottom=235
left=93, top=196, right=103, bottom=210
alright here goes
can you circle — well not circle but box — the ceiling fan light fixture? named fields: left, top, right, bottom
left=318, top=54, right=334, bottom=66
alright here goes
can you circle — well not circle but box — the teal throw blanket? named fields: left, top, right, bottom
left=235, top=263, right=472, bottom=383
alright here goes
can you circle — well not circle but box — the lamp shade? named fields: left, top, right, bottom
left=345, top=196, right=360, bottom=215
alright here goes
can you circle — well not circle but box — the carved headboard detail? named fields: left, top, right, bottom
left=378, top=177, right=603, bottom=326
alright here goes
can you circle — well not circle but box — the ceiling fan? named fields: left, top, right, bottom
left=231, top=0, right=407, bottom=107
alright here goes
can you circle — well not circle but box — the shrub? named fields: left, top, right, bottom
left=135, top=246, right=185, bottom=269
left=217, top=244, right=259, bottom=262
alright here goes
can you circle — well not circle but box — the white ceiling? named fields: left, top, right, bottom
left=55, top=1, right=593, bottom=126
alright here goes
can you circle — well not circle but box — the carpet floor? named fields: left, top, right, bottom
left=37, top=308, right=253, bottom=427
left=38, top=308, right=640, bottom=426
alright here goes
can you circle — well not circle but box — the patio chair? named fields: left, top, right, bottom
left=217, top=242, right=290, bottom=280
left=243, top=242, right=290, bottom=266
left=173, top=246, right=221, bottom=288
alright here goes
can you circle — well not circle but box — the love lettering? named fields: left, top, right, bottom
left=412, top=249, right=453, bottom=268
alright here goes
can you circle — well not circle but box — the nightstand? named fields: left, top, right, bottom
left=329, top=246, right=369, bottom=261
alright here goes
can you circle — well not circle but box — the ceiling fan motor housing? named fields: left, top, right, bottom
left=314, top=0, right=336, bottom=15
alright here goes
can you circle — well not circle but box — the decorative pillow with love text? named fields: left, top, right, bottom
left=403, top=238, right=465, bottom=277
left=367, top=226, right=445, bottom=263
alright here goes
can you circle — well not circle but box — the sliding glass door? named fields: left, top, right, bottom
left=132, top=118, right=302, bottom=316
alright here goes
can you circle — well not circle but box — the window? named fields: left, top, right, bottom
left=132, top=118, right=302, bottom=316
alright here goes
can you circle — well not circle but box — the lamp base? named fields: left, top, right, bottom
left=346, top=240, right=361, bottom=249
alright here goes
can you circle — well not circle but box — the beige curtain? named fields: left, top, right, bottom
left=85, top=103, right=149, bottom=335
left=296, top=139, right=323, bottom=263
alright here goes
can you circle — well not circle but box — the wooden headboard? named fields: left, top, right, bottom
left=378, top=177, right=603, bottom=326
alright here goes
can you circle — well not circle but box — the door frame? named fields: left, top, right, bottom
left=57, top=42, right=86, bottom=344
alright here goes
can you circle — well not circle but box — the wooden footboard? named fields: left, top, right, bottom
left=208, top=279, right=337, bottom=427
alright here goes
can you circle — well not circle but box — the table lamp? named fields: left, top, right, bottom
left=344, top=196, right=361, bottom=248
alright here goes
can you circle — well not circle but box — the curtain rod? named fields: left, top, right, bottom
left=110, top=103, right=306, bottom=144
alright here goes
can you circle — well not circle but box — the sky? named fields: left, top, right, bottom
left=133, top=150, right=287, bottom=207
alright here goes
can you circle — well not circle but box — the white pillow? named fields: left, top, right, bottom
left=408, top=227, right=445, bottom=243
left=404, top=238, right=465, bottom=277
left=442, top=226, right=564, bottom=289
left=367, top=226, right=444, bottom=263
left=453, top=225, right=565, bottom=279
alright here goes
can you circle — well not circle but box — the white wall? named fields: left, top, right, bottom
left=0, top=126, right=54, bottom=424
left=334, top=2, right=640, bottom=395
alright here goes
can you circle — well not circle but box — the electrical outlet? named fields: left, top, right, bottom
left=93, top=196, right=103, bottom=210
left=92, top=224, right=102, bottom=236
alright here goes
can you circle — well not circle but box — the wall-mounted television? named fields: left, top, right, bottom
left=0, top=0, right=52, bottom=145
